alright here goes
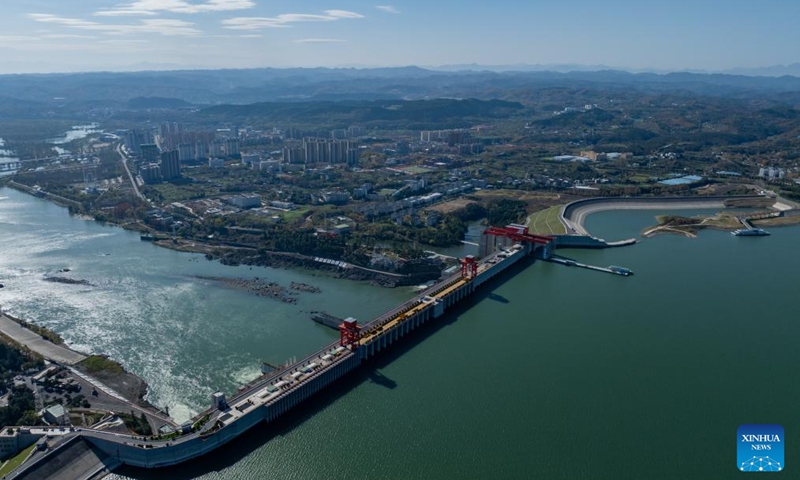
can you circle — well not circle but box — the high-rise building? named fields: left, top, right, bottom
left=178, top=143, right=195, bottom=162
left=160, top=150, right=181, bottom=180
left=225, top=138, right=240, bottom=157
left=195, top=142, right=209, bottom=160
left=282, top=147, right=305, bottom=164
left=140, top=144, right=161, bottom=163
left=302, top=138, right=357, bottom=164
left=123, top=130, right=141, bottom=155
left=348, top=126, right=366, bottom=138
left=446, top=130, right=471, bottom=146
left=139, top=164, right=162, bottom=184
left=211, top=140, right=225, bottom=158
left=346, top=148, right=360, bottom=166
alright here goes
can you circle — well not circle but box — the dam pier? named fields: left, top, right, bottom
left=8, top=225, right=555, bottom=479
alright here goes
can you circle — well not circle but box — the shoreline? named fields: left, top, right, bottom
left=0, top=309, right=167, bottom=419
left=560, top=195, right=766, bottom=236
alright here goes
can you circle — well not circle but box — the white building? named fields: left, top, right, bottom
left=227, top=195, right=262, bottom=209
left=43, top=405, right=67, bottom=426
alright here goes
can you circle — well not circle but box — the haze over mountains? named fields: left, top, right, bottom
left=2, top=66, right=800, bottom=119
left=430, top=63, right=800, bottom=77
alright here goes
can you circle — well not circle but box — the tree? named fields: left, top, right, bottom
left=18, top=410, right=41, bottom=426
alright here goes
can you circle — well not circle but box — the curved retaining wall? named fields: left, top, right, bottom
left=560, top=195, right=764, bottom=236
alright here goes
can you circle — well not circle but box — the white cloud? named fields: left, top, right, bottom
left=94, top=0, right=255, bottom=16
left=27, top=13, right=201, bottom=36
left=98, top=39, right=151, bottom=45
left=41, top=34, right=95, bottom=39
left=376, top=5, right=400, bottom=14
left=293, top=38, right=347, bottom=43
left=325, top=10, right=365, bottom=19
left=223, top=10, right=364, bottom=30
left=94, top=10, right=159, bottom=17
left=0, top=35, right=40, bottom=43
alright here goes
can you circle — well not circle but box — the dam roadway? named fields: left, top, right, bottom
left=10, top=234, right=551, bottom=479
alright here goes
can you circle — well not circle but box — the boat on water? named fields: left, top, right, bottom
left=732, top=228, right=770, bottom=236
left=608, top=265, right=634, bottom=276
left=140, top=232, right=155, bottom=241
left=414, top=281, right=436, bottom=292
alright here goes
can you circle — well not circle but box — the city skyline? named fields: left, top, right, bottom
left=0, top=0, right=799, bottom=74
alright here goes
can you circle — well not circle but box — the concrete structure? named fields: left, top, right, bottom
left=0, top=314, right=86, bottom=365
left=321, top=191, right=350, bottom=204
left=560, top=195, right=765, bottom=236
left=226, top=195, right=261, bottom=209
left=258, top=160, right=281, bottom=173
left=140, top=144, right=160, bottom=163
left=159, top=150, right=180, bottom=180
left=225, top=139, right=240, bottom=157
left=303, top=138, right=357, bottom=164
left=0, top=428, right=41, bottom=460
left=177, top=143, right=195, bottom=162
left=195, top=141, right=209, bottom=160
left=11, top=436, right=119, bottom=480
left=241, top=154, right=259, bottom=166
left=333, top=224, right=351, bottom=235
left=211, top=140, right=225, bottom=158
left=9, top=232, right=554, bottom=478
left=139, top=164, right=162, bottom=184
left=42, top=405, right=67, bottom=426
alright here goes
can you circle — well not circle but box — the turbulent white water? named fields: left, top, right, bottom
left=0, top=187, right=411, bottom=423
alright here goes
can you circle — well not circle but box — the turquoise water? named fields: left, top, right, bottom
left=2, top=187, right=798, bottom=479
left=0, top=187, right=410, bottom=423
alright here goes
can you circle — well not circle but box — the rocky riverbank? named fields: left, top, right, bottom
left=75, top=355, right=150, bottom=405
left=291, top=282, right=321, bottom=293
left=207, top=249, right=442, bottom=288
left=193, top=275, right=300, bottom=303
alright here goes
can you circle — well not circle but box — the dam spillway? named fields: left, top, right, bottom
left=10, top=228, right=553, bottom=478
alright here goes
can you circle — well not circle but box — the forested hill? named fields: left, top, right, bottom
left=197, top=99, right=525, bottom=128
left=1, top=67, right=800, bottom=108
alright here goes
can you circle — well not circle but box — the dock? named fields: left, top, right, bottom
left=310, top=311, right=345, bottom=330
left=548, top=256, right=633, bottom=276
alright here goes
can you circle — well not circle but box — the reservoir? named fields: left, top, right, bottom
left=1, top=187, right=798, bottom=479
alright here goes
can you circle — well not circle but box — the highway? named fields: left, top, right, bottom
left=117, top=142, right=145, bottom=202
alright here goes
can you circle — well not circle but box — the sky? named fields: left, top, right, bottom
left=0, top=0, right=799, bottom=74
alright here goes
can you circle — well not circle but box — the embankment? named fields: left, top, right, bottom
left=560, top=195, right=765, bottom=236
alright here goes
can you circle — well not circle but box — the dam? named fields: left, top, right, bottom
left=8, top=226, right=554, bottom=479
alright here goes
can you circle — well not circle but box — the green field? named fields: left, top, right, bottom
left=0, top=444, right=36, bottom=476
left=527, top=205, right=566, bottom=235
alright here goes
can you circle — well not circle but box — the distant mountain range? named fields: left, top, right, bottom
left=429, top=63, right=800, bottom=78
left=1, top=66, right=799, bottom=118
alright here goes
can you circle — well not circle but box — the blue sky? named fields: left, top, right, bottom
left=0, top=0, right=798, bottom=73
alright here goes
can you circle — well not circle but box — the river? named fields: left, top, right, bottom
left=47, top=123, right=101, bottom=145
left=0, top=187, right=410, bottom=423
left=2, top=187, right=798, bottom=479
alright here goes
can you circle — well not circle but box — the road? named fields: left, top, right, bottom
left=0, top=313, right=86, bottom=365
left=116, top=143, right=145, bottom=202
left=0, top=313, right=174, bottom=430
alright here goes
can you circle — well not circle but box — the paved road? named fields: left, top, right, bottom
left=117, top=143, right=145, bottom=202
left=0, top=314, right=86, bottom=365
